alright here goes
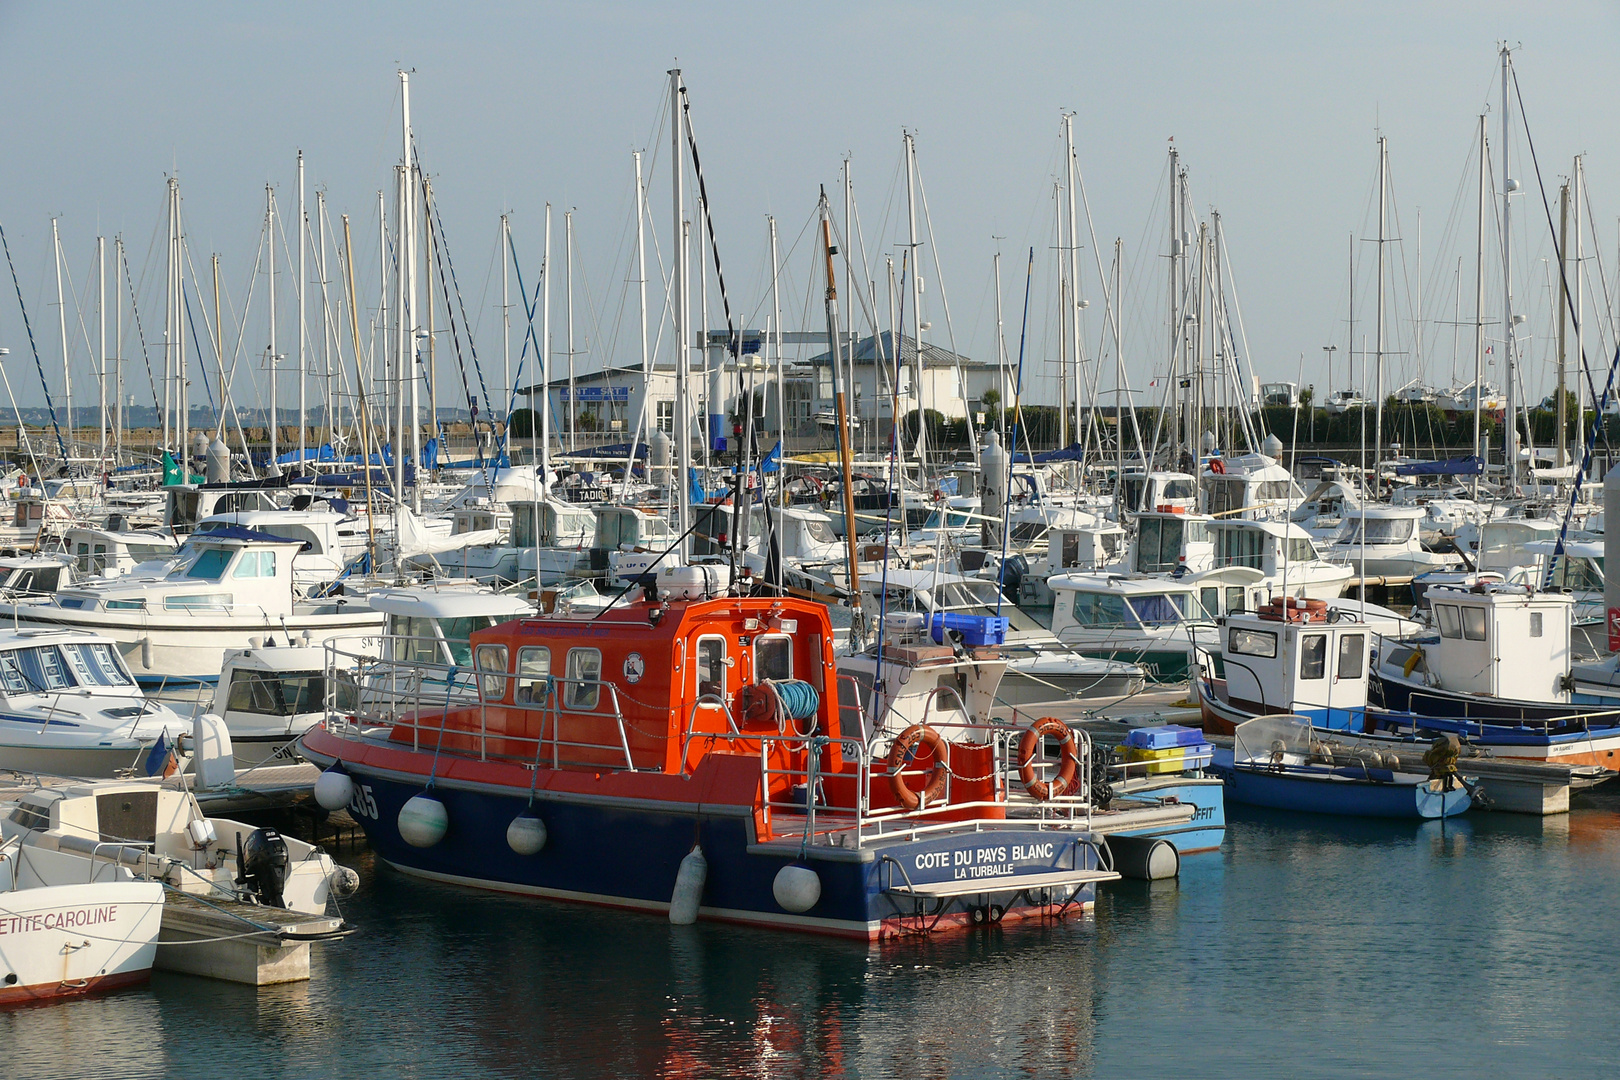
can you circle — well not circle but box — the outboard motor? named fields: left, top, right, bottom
left=236, top=828, right=291, bottom=908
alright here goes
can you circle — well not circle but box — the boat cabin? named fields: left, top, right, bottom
left=367, top=585, right=535, bottom=669
left=0, top=555, right=75, bottom=600
left=51, top=531, right=306, bottom=617
left=1120, top=471, right=1198, bottom=515
left=1200, top=453, right=1302, bottom=521
left=1421, top=586, right=1573, bottom=703
left=1218, top=607, right=1369, bottom=728
left=166, top=486, right=282, bottom=532
left=1132, top=510, right=1214, bottom=575
left=62, top=527, right=179, bottom=578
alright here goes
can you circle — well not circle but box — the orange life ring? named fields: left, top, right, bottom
left=1018, top=717, right=1080, bottom=800
left=887, top=724, right=950, bottom=811
left=1209, top=458, right=1226, bottom=474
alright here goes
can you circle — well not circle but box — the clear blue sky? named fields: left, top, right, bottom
left=0, top=1, right=1615, bottom=415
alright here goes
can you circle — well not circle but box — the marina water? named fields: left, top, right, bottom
left=5, top=790, right=1615, bottom=1079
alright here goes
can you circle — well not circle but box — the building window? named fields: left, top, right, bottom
left=657, top=400, right=675, bottom=434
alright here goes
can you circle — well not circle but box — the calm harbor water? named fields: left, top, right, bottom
left=7, top=790, right=1618, bottom=1079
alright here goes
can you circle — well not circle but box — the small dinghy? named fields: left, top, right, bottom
left=1211, top=715, right=1472, bottom=819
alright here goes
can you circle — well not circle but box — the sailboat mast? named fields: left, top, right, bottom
left=1113, top=238, right=1125, bottom=516
left=268, top=183, right=278, bottom=472
left=297, top=150, right=307, bottom=470
left=542, top=202, right=552, bottom=491
left=632, top=154, right=649, bottom=475
left=1575, top=155, right=1586, bottom=432
left=904, top=132, right=926, bottom=471
left=770, top=215, right=783, bottom=520
left=114, top=235, right=124, bottom=461
left=1556, top=181, right=1570, bottom=470
left=1472, top=115, right=1487, bottom=496
left=565, top=209, right=575, bottom=453
left=669, top=68, right=690, bottom=550
left=502, top=213, right=511, bottom=425
left=98, top=235, right=106, bottom=468
left=1166, top=144, right=1181, bottom=463
left=318, top=190, right=332, bottom=449
left=822, top=200, right=864, bottom=645
left=52, top=219, right=71, bottom=462
left=1500, top=44, right=1518, bottom=491
left=1374, top=134, right=1387, bottom=471
left=1064, top=113, right=1083, bottom=450
left=993, top=249, right=1006, bottom=439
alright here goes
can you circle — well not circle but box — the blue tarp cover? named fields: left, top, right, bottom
left=1011, top=442, right=1084, bottom=464
left=1393, top=456, right=1484, bottom=476
left=191, top=523, right=303, bottom=545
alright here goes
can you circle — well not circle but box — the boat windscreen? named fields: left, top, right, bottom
left=1233, top=714, right=1315, bottom=765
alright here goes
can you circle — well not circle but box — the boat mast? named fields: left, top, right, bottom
left=769, top=214, right=783, bottom=518
left=904, top=131, right=926, bottom=472
left=318, top=190, right=332, bottom=450
left=298, top=150, right=308, bottom=471
left=1064, top=113, right=1083, bottom=452
left=1556, top=180, right=1570, bottom=470
left=97, top=235, right=106, bottom=469
left=502, top=212, right=511, bottom=429
left=1575, top=155, right=1586, bottom=438
left=1374, top=134, right=1387, bottom=473
left=1166, top=143, right=1181, bottom=466
left=542, top=202, right=552, bottom=492
left=629, top=153, right=649, bottom=481
left=565, top=208, right=575, bottom=454
left=822, top=196, right=864, bottom=647
left=669, top=68, right=690, bottom=551
left=1472, top=114, right=1486, bottom=497
left=267, top=183, right=278, bottom=473
left=1500, top=44, right=1519, bottom=492
left=1113, top=238, right=1125, bottom=518
left=993, top=248, right=1006, bottom=440
left=114, top=235, right=124, bottom=462
left=176, top=183, right=187, bottom=476
left=52, top=219, right=71, bottom=464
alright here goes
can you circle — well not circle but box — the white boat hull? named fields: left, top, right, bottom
left=1, top=606, right=384, bottom=684
left=0, top=876, right=164, bottom=1005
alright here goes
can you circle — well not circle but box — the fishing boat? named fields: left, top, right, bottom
left=0, top=528, right=384, bottom=685
left=1210, top=714, right=1471, bottom=819
left=1321, top=506, right=1465, bottom=580
left=1195, top=595, right=1620, bottom=773
left=0, top=628, right=195, bottom=777
left=0, top=833, right=165, bottom=1005
left=865, top=568, right=1147, bottom=702
left=298, top=568, right=1202, bottom=940
left=1047, top=574, right=1217, bottom=683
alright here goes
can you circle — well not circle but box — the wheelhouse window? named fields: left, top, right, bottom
left=61, top=642, right=133, bottom=687
left=1126, top=593, right=1187, bottom=627
left=1530, top=612, right=1543, bottom=638
left=756, top=635, right=791, bottom=682
left=564, top=647, right=602, bottom=710
left=1435, top=604, right=1461, bottom=639
left=1229, top=627, right=1277, bottom=658
left=1225, top=587, right=1246, bottom=615
left=182, top=548, right=233, bottom=581
left=1338, top=517, right=1413, bottom=545
left=164, top=594, right=231, bottom=612
left=1299, top=634, right=1327, bottom=680
left=695, top=636, right=727, bottom=701
left=232, top=550, right=277, bottom=579
left=475, top=643, right=510, bottom=701
left=1070, top=590, right=1128, bottom=628
left=227, top=671, right=327, bottom=716
left=1217, top=526, right=1265, bottom=570
left=515, top=646, right=551, bottom=703
left=1337, top=634, right=1365, bottom=679
left=1461, top=607, right=1488, bottom=642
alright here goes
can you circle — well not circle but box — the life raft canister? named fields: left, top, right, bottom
left=1018, top=717, right=1080, bottom=800
left=886, top=724, right=950, bottom=811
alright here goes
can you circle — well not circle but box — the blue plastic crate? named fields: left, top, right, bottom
left=1124, top=724, right=1207, bottom=751
left=929, top=612, right=1009, bottom=647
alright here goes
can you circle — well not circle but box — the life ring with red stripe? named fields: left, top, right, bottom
left=887, top=724, right=950, bottom=811
left=1018, top=717, right=1080, bottom=800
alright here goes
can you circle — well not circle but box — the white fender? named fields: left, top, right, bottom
left=399, top=793, right=449, bottom=848
left=668, top=844, right=707, bottom=924
left=313, top=768, right=355, bottom=811
left=506, top=813, right=548, bottom=856
left=192, top=713, right=236, bottom=790
left=772, top=865, right=821, bottom=913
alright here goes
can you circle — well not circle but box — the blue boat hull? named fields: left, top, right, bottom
left=306, top=749, right=1114, bottom=940
left=1210, top=753, right=1469, bottom=819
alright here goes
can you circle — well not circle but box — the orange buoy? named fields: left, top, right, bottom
left=1018, top=717, right=1080, bottom=800
left=887, top=724, right=950, bottom=811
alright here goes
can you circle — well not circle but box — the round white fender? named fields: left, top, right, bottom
left=773, top=865, right=821, bottom=913
left=313, top=768, right=355, bottom=812
left=506, top=813, right=548, bottom=856
left=398, top=793, right=449, bottom=848
left=327, top=864, right=361, bottom=898
left=668, top=845, right=707, bottom=924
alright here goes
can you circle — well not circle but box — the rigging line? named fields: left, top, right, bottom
left=118, top=240, right=164, bottom=425
left=417, top=155, right=493, bottom=429
left=502, top=227, right=547, bottom=445
left=180, top=283, right=217, bottom=418
left=910, top=150, right=979, bottom=458
left=677, top=83, right=739, bottom=359
left=1509, top=66, right=1615, bottom=577
left=0, top=223, right=67, bottom=458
